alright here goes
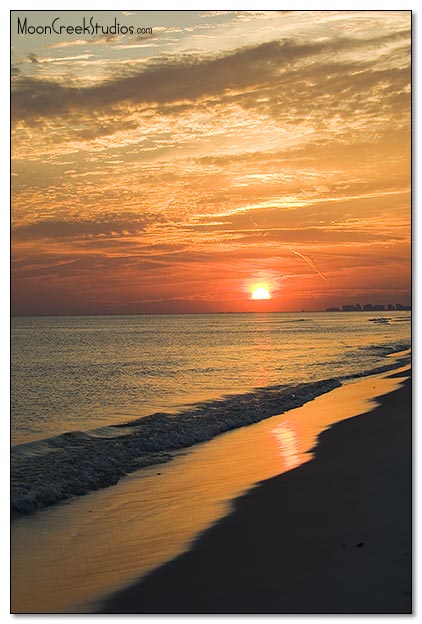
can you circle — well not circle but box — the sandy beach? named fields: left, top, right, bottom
left=103, top=371, right=412, bottom=614
left=11, top=366, right=411, bottom=613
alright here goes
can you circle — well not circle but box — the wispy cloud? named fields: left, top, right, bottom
left=11, top=11, right=411, bottom=313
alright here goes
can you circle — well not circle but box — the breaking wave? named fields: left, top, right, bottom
left=11, top=353, right=410, bottom=517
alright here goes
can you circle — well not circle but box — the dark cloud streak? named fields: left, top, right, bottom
left=12, top=31, right=410, bottom=123
left=13, top=213, right=166, bottom=240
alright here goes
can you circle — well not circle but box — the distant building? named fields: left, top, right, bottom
left=325, top=302, right=410, bottom=312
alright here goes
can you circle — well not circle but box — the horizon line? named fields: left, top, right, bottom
left=11, top=309, right=411, bottom=318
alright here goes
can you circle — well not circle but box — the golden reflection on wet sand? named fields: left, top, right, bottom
left=11, top=366, right=409, bottom=613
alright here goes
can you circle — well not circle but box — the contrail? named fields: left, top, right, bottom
left=288, top=246, right=328, bottom=284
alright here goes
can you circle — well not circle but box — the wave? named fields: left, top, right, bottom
left=11, top=354, right=410, bottom=517
left=358, top=340, right=410, bottom=357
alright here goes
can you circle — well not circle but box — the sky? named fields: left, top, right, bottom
left=11, top=10, right=411, bottom=314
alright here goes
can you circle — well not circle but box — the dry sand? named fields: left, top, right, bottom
left=103, top=372, right=412, bottom=614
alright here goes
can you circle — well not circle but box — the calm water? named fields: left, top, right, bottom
left=12, top=312, right=410, bottom=445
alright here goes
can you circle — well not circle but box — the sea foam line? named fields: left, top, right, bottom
left=11, top=354, right=410, bottom=517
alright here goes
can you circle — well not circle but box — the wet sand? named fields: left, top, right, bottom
left=103, top=372, right=412, bottom=614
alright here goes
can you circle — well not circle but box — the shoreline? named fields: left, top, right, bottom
left=11, top=367, right=410, bottom=613
left=11, top=353, right=410, bottom=517
left=102, top=371, right=412, bottom=614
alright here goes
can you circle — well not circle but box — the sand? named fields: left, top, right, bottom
left=12, top=369, right=406, bottom=613
left=102, top=372, right=412, bottom=614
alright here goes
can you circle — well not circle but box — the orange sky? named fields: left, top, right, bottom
left=11, top=10, right=411, bottom=314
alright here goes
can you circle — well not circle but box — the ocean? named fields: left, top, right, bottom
left=11, top=311, right=411, bottom=516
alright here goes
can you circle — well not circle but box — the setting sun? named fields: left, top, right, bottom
left=251, top=287, right=271, bottom=300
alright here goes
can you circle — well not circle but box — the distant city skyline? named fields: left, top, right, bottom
left=326, top=302, right=411, bottom=312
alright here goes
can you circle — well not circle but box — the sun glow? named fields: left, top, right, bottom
left=251, top=286, right=271, bottom=300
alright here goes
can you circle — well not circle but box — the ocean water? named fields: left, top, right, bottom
left=11, top=312, right=410, bottom=515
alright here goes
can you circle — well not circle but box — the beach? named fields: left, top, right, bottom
left=11, top=364, right=411, bottom=613
left=103, top=370, right=412, bottom=614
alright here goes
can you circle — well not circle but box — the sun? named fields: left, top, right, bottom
left=251, top=286, right=271, bottom=300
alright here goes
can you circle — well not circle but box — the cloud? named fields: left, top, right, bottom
left=45, top=39, right=92, bottom=49
left=27, top=52, right=39, bottom=64
left=12, top=212, right=165, bottom=241
left=12, top=30, right=410, bottom=124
